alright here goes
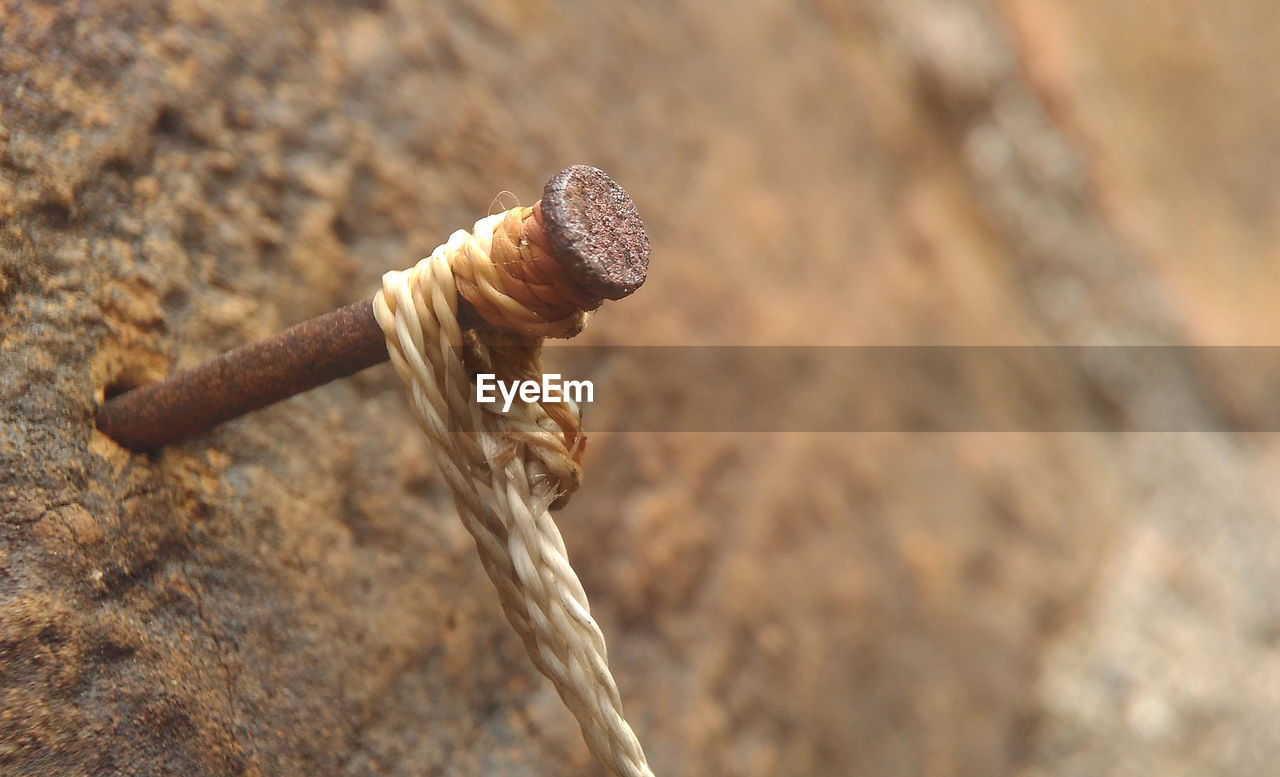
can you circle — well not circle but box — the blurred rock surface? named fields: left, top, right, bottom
left=2, top=1, right=1277, bottom=775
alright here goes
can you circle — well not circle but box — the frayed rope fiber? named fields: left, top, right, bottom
left=373, top=205, right=655, bottom=777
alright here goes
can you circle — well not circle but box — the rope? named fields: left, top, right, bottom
left=372, top=205, right=655, bottom=777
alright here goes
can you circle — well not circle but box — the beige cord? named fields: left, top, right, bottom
left=373, top=206, right=655, bottom=777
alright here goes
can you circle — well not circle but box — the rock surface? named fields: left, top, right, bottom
left=2, top=1, right=1278, bottom=775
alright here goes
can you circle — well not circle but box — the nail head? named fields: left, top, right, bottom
left=540, top=165, right=650, bottom=301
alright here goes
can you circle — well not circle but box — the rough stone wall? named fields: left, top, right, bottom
left=2, top=1, right=1278, bottom=776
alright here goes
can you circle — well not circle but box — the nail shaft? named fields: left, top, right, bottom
left=96, top=299, right=387, bottom=450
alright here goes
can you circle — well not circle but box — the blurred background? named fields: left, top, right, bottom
left=3, top=1, right=1280, bottom=775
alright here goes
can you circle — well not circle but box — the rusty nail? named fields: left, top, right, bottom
left=95, top=165, right=650, bottom=451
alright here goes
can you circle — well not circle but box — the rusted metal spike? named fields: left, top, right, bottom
left=95, top=165, right=649, bottom=451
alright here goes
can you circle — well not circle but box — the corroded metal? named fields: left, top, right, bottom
left=95, top=299, right=388, bottom=450
left=540, top=165, right=650, bottom=301
left=96, top=166, right=649, bottom=450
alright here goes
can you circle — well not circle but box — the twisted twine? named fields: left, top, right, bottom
left=372, top=206, right=655, bottom=777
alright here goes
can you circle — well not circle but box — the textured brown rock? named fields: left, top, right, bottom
left=2, top=1, right=1277, bottom=776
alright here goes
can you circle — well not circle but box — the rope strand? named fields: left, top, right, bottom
left=373, top=208, right=655, bottom=777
